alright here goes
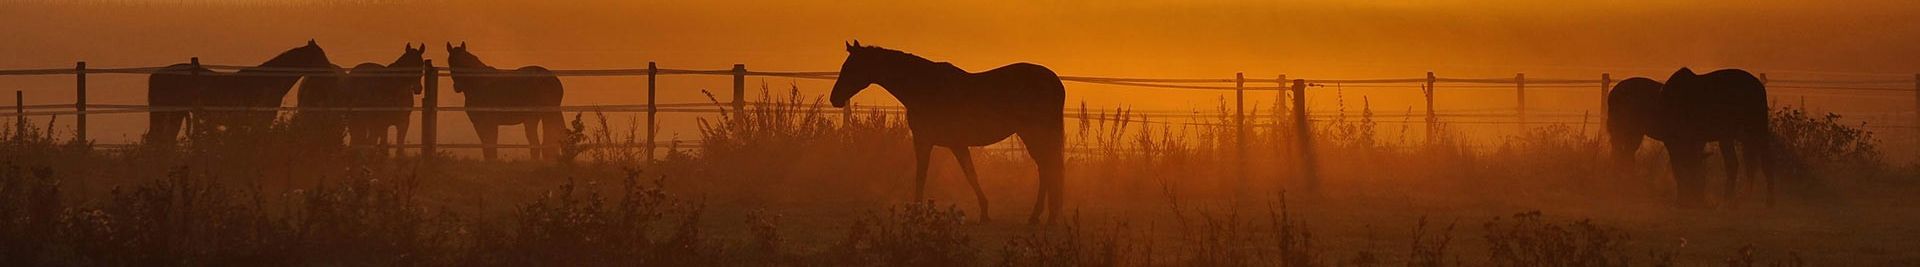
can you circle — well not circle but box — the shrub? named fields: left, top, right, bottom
left=1482, top=211, right=1630, bottom=267
left=1770, top=106, right=1884, bottom=177
left=828, top=200, right=976, bottom=266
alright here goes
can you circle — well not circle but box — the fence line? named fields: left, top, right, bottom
left=6, top=61, right=1920, bottom=184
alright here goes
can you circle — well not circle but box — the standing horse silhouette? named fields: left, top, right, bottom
left=1606, top=68, right=1777, bottom=208
left=147, top=40, right=334, bottom=143
left=445, top=42, right=566, bottom=160
left=291, top=63, right=348, bottom=146
left=829, top=42, right=1066, bottom=224
left=344, top=44, right=427, bottom=156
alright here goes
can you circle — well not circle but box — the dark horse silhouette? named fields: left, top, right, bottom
left=291, top=63, right=347, bottom=146
left=1606, top=68, right=1776, bottom=208
left=1607, top=77, right=1666, bottom=165
left=343, top=44, right=427, bottom=156
left=445, top=42, right=566, bottom=160
left=148, top=40, right=334, bottom=143
left=830, top=42, right=1066, bottom=224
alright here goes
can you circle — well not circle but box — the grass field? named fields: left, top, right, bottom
left=1, top=86, right=1914, bottom=266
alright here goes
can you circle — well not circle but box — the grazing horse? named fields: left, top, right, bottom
left=344, top=44, right=427, bottom=156
left=148, top=40, right=334, bottom=143
left=1606, top=68, right=1776, bottom=208
left=445, top=42, right=566, bottom=160
left=1606, top=77, right=1666, bottom=167
left=829, top=42, right=1066, bottom=224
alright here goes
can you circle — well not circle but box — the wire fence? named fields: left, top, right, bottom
left=3, top=61, right=1918, bottom=162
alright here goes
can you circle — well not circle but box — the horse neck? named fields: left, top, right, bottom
left=450, top=63, right=501, bottom=94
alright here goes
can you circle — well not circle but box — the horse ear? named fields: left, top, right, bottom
left=460, top=41, right=467, bottom=49
left=446, top=42, right=454, bottom=51
left=853, top=40, right=861, bottom=47
left=308, top=39, right=317, bottom=46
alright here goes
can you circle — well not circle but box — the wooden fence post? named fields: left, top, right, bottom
left=1290, top=79, right=1317, bottom=190
left=1424, top=72, right=1437, bottom=142
left=1234, top=72, right=1246, bottom=185
left=646, top=62, right=658, bottom=163
left=1601, top=73, right=1613, bottom=138
left=732, top=64, right=746, bottom=113
left=188, top=57, right=200, bottom=136
left=1600, top=73, right=1612, bottom=115
left=1276, top=74, right=1288, bottom=119
left=1516, top=73, right=1526, bottom=127
left=14, top=91, right=22, bottom=135
left=75, top=61, right=86, bottom=141
left=422, top=60, right=439, bottom=160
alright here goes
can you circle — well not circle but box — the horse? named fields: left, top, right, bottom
left=829, top=41, right=1066, bottom=224
left=343, top=44, right=427, bottom=156
left=289, top=63, right=348, bottom=147
left=1606, top=77, right=1666, bottom=167
left=1606, top=68, right=1777, bottom=208
left=147, top=40, right=334, bottom=143
left=444, top=42, right=566, bottom=160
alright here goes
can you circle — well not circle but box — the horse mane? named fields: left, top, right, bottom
left=853, top=45, right=963, bottom=74
left=257, top=45, right=324, bottom=70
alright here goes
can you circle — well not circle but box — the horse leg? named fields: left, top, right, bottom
left=1021, top=127, right=1066, bottom=225
left=1719, top=141, right=1740, bottom=207
left=374, top=125, right=391, bottom=158
left=912, top=139, right=933, bottom=200
left=1665, top=140, right=1708, bottom=209
left=950, top=146, right=990, bottom=223
left=477, top=124, right=500, bottom=161
left=148, top=111, right=183, bottom=144
left=394, top=121, right=409, bottom=158
left=1608, top=130, right=1645, bottom=171
left=523, top=120, right=542, bottom=160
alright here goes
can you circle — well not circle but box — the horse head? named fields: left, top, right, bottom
left=395, top=43, right=428, bottom=94
left=445, top=42, right=480, bottom=93
left=1605, top=77, right=1665, bottom=168
left=831, top=40, right=879, bottom=108
left=393, top=43, right=427, bottom=68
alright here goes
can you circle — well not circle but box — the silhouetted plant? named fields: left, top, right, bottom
left=828, top=200, right=976, bottom=266
left=1482, top=211, right=1630, bottom=267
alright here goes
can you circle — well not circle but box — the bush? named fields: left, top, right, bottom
left=828, top=200, right=976, bottom=266
left=1771, top=106, right=1884, bottom=177
left=1482, top=211, right=1630, bottom=267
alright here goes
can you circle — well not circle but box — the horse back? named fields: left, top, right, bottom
left=297, top=64, right=348, bottom=108
left=148, top=63, right=215, bottom=106
left=905, top=63, right=1064, bottom=146
left=512, top=66, right=565, bottom=105
left=1662, top=69, right=1770, bottom=139
left=973, top=62, right=1065, bottom=111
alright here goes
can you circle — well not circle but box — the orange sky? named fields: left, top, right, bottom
left=3, top=0, right=1918, bottom=149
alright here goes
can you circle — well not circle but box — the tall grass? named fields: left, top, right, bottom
left=0, top=83, right=1905, bottom=265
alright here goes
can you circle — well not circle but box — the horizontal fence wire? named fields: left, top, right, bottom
left=6, top=101, right=1604, bottom=116
left=5, top=62, right=1920, bottom=154
left=5, top=62, right=1913, bottom=93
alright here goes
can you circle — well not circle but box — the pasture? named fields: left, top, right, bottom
left=2, top=85, right=1913, bottom=265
